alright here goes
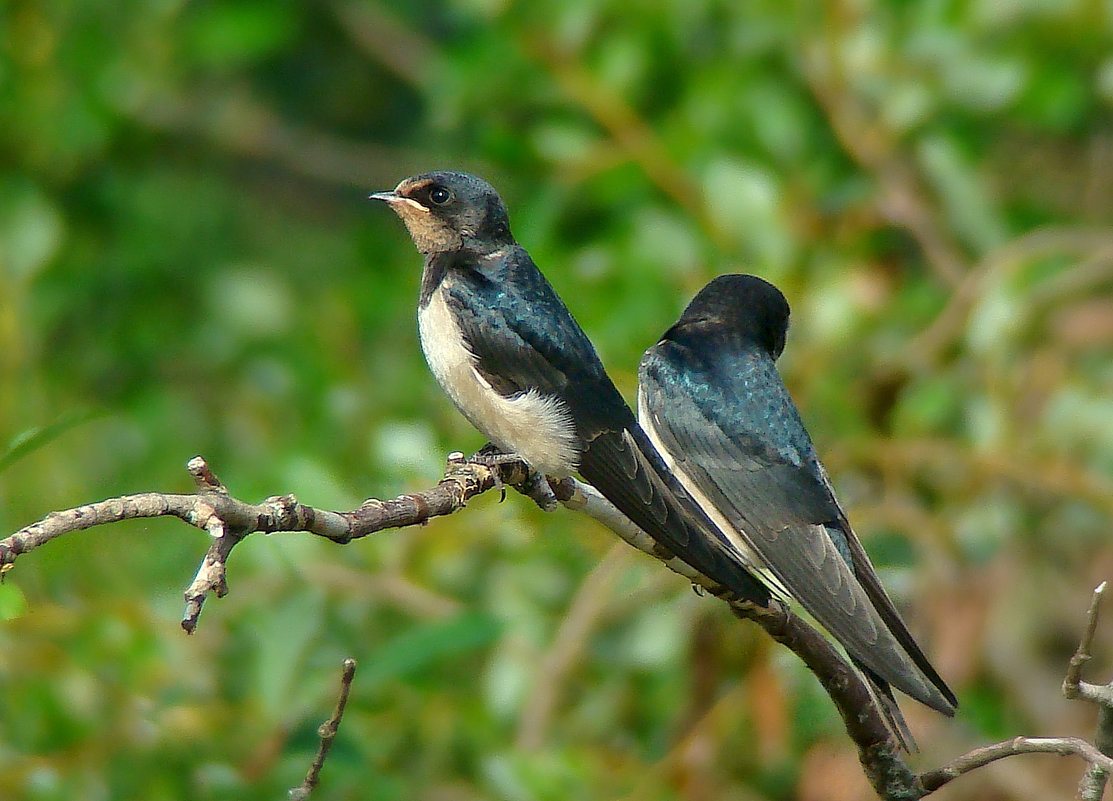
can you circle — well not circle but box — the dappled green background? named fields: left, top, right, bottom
left=3, top=1, right=1113, bottom=799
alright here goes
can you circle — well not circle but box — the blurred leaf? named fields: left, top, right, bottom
left=183, top=0, right=299, bottom=69
left=360, top=611, right=503, bottom=689
left=891, top=376, right=962, bottom=436
left=0, top=180, right=64, bottom=283
left=0, top=582, right=27, bottom=620
left=966, top=284, right=1024, bottom=354
left=917, top=135, right=1006, bottom=252
left=1017, top=61, right=1091, bottom=131
left=253, top=589, right=326, bottom=718
left=0, top=409, right=103, bottom=475
left=702, top=157, right=793, bottom=265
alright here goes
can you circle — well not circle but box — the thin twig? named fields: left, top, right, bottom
left=288, top=658, right=358, bottom=800
left=914, top=736, right=1113, bottom=796
left=1063, top=583, right=1113, bottom=800
left=1065, top=582, right=1107, bottom=699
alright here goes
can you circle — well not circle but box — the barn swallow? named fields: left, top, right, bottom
left=638, top=273, right=957, bottom=731
left=371, top=171, right=770, bottom=607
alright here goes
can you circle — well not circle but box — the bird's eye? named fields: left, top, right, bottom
left=429, top=187, right=453, bottom=205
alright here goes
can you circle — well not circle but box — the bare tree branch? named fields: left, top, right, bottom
left=288, top=658, right=358, bottom=801
left=2, top=452, right=517, bottom=632
left=6, top=453, right=1113, bottom=799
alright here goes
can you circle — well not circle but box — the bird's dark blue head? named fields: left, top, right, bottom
left=665, top=274, right=790, bottom=359
left=370, top=171, right=514, bottom=255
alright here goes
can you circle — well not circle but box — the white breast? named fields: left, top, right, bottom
left=419, top=288, right=580, bottom=477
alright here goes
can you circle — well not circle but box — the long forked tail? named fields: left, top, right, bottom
left=855, top=659, right=917, bottom=752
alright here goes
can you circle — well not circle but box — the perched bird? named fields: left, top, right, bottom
left=371, top=170, right=769, bottom=608
left=638, top=273, right=957, bottom=735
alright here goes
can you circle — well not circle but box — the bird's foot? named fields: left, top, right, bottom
left=518, top=468, right=559, bottom=512
left=469, top=443, right=521, bottom=466
left=467, top=444, right=559, bottom=511
left=468, top=445, right=511, bottom=502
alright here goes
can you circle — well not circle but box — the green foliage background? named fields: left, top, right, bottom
left=3, top=2, right=1113, bottom=799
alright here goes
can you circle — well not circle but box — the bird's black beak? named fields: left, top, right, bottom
left=369, top=190, right=429, bottom=213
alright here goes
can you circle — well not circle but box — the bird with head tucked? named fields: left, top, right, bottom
left=638, top=273, right=957, bottom=745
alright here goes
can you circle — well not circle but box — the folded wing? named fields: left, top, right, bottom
left=640, top=342, right=956, bottom=715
